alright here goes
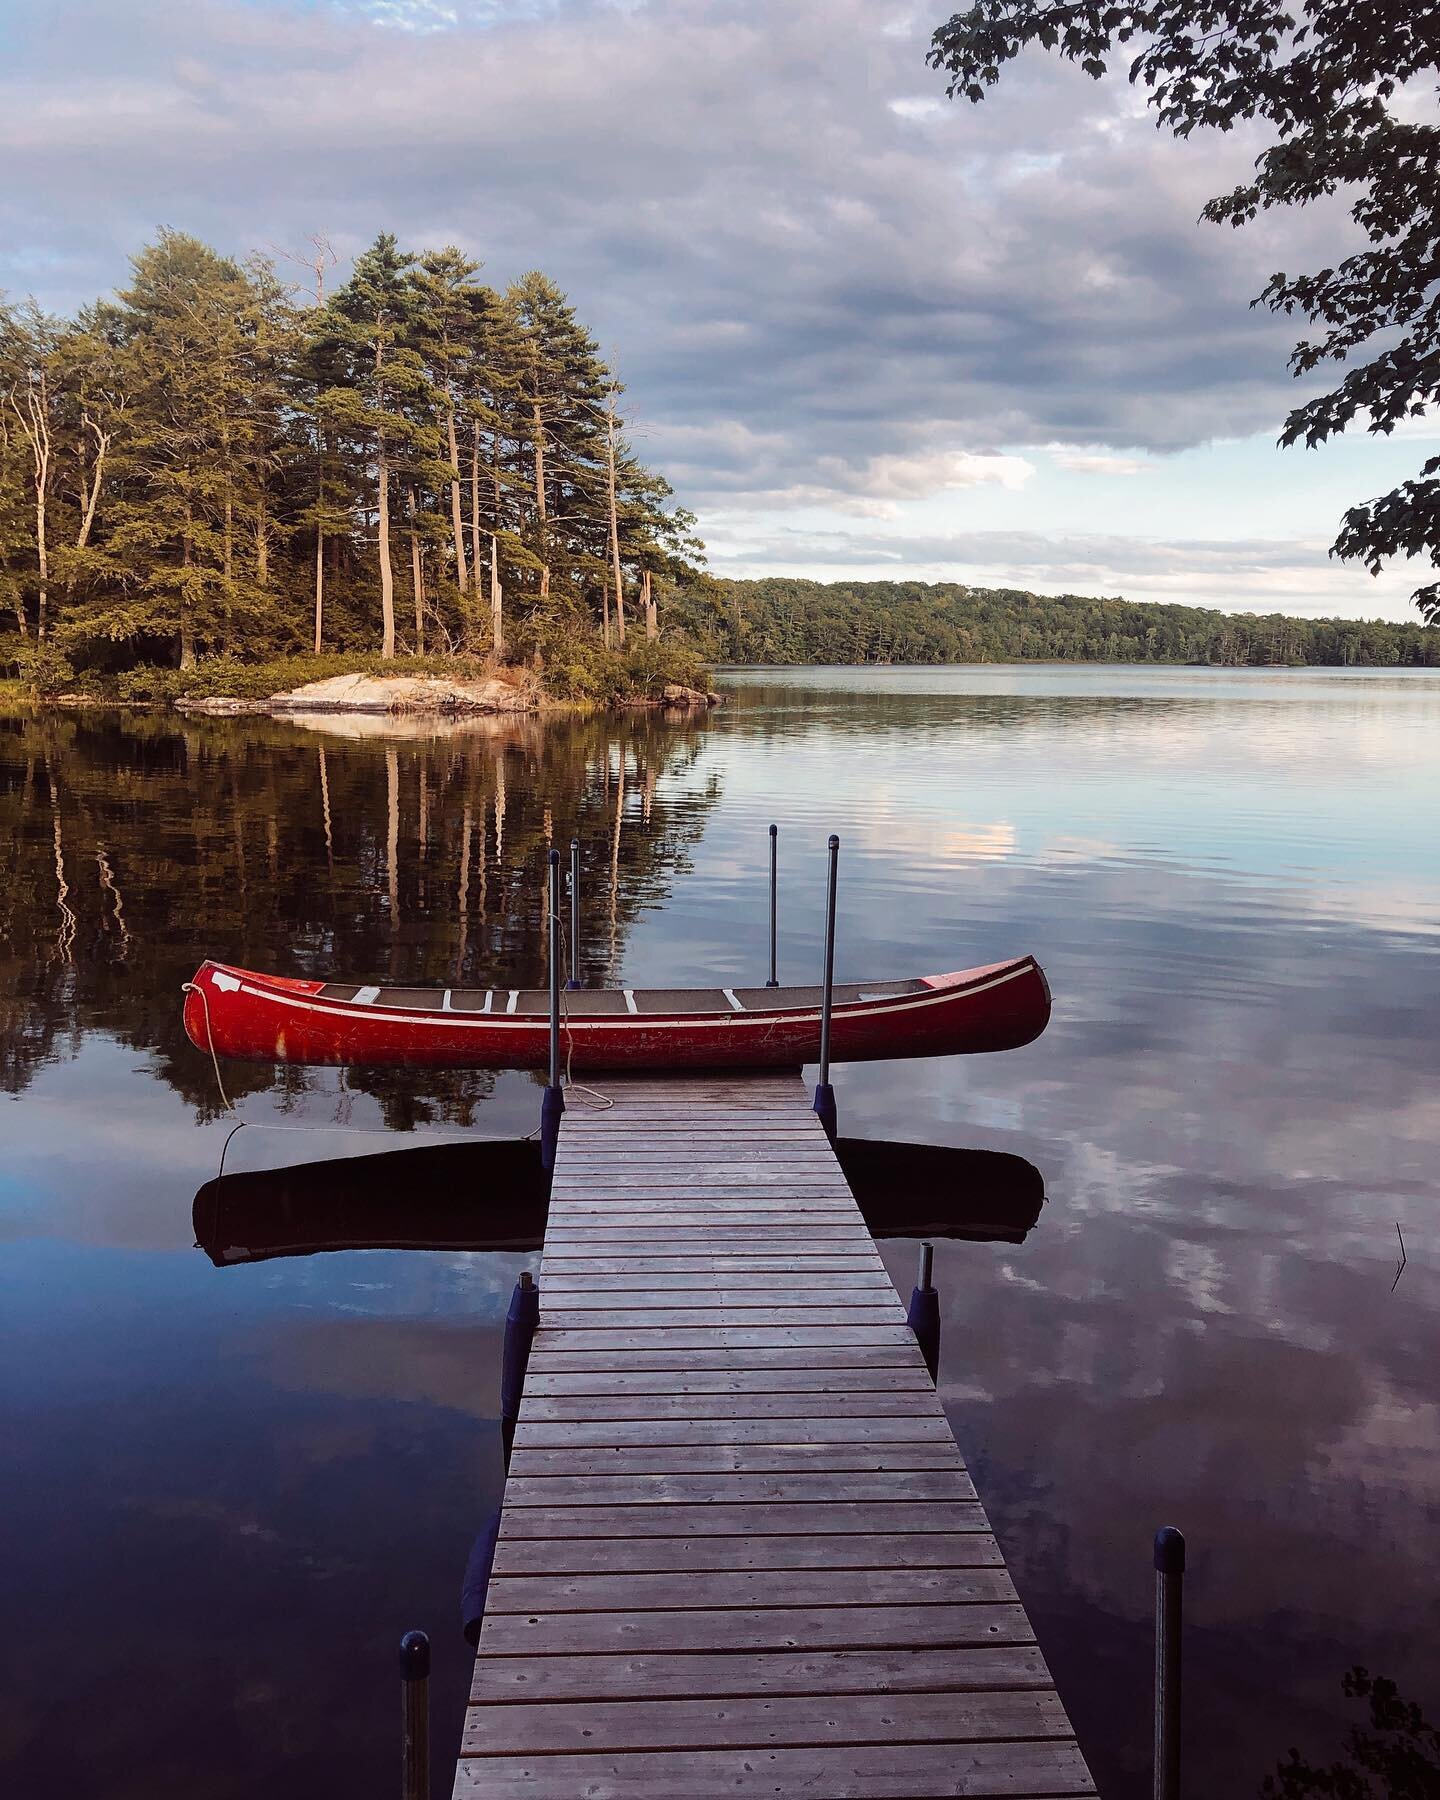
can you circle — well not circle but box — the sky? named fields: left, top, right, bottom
left=1, top=0, right=1432, bottom=623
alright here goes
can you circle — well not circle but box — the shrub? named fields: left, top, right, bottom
left=4, top=640, right=77, bottom=697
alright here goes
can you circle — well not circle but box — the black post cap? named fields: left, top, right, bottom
left=399, top=1629, right=430, bottom=1681
left=769, top=823, right=777, bottom=835
left=828, top=833, right=839, bottom=848
left=548, top=848, right=559, bottom=865
left=1154, top=1525, right=1186, bottom=1574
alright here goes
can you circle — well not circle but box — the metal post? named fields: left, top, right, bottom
left=813, top=833, right=839, bottom=1140
left=907, top=1240, right=940, bottom=1382
left=1153, top=1525, right=1185, bottom=1800
left=399, top=1630, right=430, bottom=1800
left=540, top=850, right=564, bottom=1170
left=766, top=823, right=779, bottom=987
left=566, top=837, right=581, bottom=989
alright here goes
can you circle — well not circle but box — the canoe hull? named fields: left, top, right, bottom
left=182, top=957, right=1051, bottom=1072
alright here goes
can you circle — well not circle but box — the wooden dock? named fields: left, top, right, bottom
left=456, top=1072, right=1096, bottom=1798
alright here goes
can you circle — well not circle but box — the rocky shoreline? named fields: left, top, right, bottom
left=173, top=672, right=723, bottom=719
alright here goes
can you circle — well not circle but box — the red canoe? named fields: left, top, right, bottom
left=183, top=955, right=1050, bottom=1072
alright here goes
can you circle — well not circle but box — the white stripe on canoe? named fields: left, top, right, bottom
left=624, top=990, right=639, bottom=1014
left=214, top=962, right=1038, bottom=1034
left=506, top=989, right=519, bottom=1014
left=723, top=988, right=744, bottom=1012
left=442, top=989, right=453, bottom=1011
left=353, top=985, right=380, bottom=1005
left=481, top=990, right=493, bottom=1014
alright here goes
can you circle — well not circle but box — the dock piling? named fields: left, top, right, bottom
left=398, top=1629, right=430, bottom=1800
left=499, top=1269, right=540, bottom=1463
left=812, top=832, right=839, bottom=1140
left=907, top=1239, right=941, bottom=1381
left=566, top=837, right=581, bottom=989
left=766, top=823, right=779, bottom=987
left=1153, top=1525, right=1185, bottom=1800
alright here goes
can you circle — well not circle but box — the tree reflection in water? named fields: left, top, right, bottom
left=0, top=705, right=721, bottom=1125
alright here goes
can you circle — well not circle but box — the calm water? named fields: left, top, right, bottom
left=2, top=665, right=1437, bottom=1796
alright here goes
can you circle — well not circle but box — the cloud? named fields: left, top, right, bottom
left=701, top=523, right=1427, bottom=616
left=0, top=0, right=1415, bottom=613
left=1046, top=447, right=1155, bottom=476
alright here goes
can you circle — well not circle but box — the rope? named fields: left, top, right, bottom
left=554, top=906, right=614, bottom=1111
left=182, top=978, right=483, bottom=1176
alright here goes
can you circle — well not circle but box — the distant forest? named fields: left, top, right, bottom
left=669, top=579, right=1440, bottom=668
left=1, top=230, right=698, bottom=680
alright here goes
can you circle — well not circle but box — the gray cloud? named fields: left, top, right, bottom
left=0, top=0, right=1344, bottom=494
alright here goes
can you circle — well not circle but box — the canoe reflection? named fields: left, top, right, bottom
left=192, top=1135, right=1044, bottom=1266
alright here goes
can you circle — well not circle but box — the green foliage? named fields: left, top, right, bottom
left=3, top=637, right=76, bottom=696
left=1259, top=1667, right=1440, bottom=1798
left=668, top=578, right=1440, bottom=668
left=927, top=1, right=1440, bottom=620
left=0, top=228, right=702, bottom=677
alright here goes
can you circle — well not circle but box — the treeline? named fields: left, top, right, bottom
left=0, top=231, right=700, bottom=679
left=669, top=579, right=1440, bottom=668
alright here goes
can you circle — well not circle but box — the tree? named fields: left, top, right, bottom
left=928, top=0, right=1440, bottom=621
left=1260, top=1666, right=1440, bottom=1798
left=323, top=234, right=445, bottom=657
left=83, top=233, right=278, bottom=668
left=411, top=246, right=483, bottom=601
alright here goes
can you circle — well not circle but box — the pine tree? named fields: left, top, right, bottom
left=323, top=234, right=447, bottom=657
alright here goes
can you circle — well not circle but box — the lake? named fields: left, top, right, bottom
left=2, top=664, right=1437, bottom=1797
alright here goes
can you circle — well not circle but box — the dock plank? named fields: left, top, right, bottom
left=455, top=1073, right=1094, bottom=1800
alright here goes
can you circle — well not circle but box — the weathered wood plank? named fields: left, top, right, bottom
left=535, top=1324, right=920, bottom=1351
left=496, top=1501, right=995, bottom=1540
left=485, top=1564, right=1012, bottom=1615
left=503, top=1470, right=977, bottom=1507
left=522, top=1366, right=935, bottom=1395
left=540, top=1272, right=895, bottom=1294
left=511, top=1415, right=956, bottom=1446
left=468, top=1644, right=1048, bottom=1707
left=507, top=1441, right=965, bottom=1477
left=517, top=1390, right=941, bottom=1420
left=524, top=1347, right=925, bottom=1372
left=477, top=1594, right=1022, bottom=1656
left=539, top=1258, right=888, bottom=1276
left=539, top=1305, right=907, bottom=1331
left=462, top=1687, right=1070, bottom=1756
left=489, top=1530, right=1000, bottom=1579
left=454, top=1740, right=1097, bottom=1798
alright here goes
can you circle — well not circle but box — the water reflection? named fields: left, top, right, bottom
left=190, top=1137, right=1046, bottom=1266
left=3, top=668, right=1438, bottom=1800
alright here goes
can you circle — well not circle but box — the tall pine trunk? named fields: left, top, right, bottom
left=606, top=394, right=626, bottom=648
left=532, top=400, right=549, bottom=598
left=469, top=421, right=483, bottom=624
left=313, top=523, right=325, bottom=655
left=447, top=401, right=468, bottom=594
left=408, top=486, right=425, bottom=655
left=255, top=494, right=269, bottom=588
left=644, top=568, right=657, bottom=640
left=491, top=455, right=504, bottom=658
left=179, top=508, right=196, bottom=671
left=374, top=338, right=396, bottom=659
left=376, top=429, right=395, bottom=659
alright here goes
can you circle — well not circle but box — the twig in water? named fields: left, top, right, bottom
left=1391, top=1221, right=1407, bottom=1293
